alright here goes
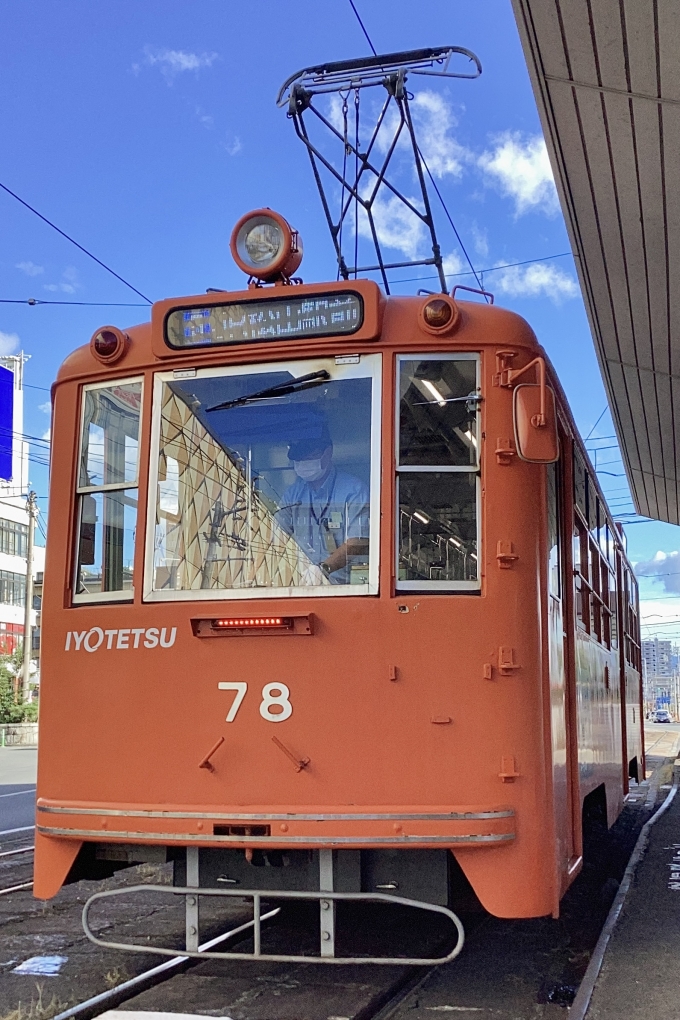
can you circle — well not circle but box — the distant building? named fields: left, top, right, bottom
left=0, top=354, right=45, bottom=668
left=642, top=637, right=673, bottom=681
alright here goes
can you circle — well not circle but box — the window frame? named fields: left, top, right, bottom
left=572, top=459, right=617, bottom=649
left=0, top=519, right=28, bottom=558
left=143, top=353, right=382, bottom=603
left=72, top=376, right=144, bottom=605
left=394, top=352, right=481, bottom=593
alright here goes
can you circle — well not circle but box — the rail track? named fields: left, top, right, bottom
left=0, top=840, right=33, bottom=895
left=0, top=771, right=663, bottom=1020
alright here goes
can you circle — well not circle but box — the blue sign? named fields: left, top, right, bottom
left=0, top=365, right=12, bottom=482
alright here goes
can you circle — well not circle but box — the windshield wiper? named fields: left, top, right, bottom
left=412, top=392, right=483, bottom=408
left=206, top=370, right=331, bottom=412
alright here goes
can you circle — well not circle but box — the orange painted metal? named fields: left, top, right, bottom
left=33, top=287, right=642, bottom=923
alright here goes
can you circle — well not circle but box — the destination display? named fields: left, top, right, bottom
left=165, top=292, right=363, bottom=349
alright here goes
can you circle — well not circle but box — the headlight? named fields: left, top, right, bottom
left=230, top=209, right=303, bottom=281
left=243, top=222, right=283, bottom=265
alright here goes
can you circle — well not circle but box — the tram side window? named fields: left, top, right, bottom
left=396, top=355, right=479, bottom=591
left=73, top=379, right=143, bottom=603
left=547, top=460, right=561, bottom=597
left=573, top=463, right=615, bottom=648
left=624, top=568, right=641, bottom=668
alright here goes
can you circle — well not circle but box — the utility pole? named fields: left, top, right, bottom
left=21, top=491, right=37, bottom=701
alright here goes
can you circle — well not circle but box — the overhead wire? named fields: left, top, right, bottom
left=0, top=298, right=149, bottom=308
left=347, top=0, right=377, bottom=55
left=0, top=180, right=152, bottom=304
left=584, top=407, right=609, bottom=441
left=391, top=252, right=574, bottom=287
left=417, top=149, right=488, bottom=298
left=345, top=0, right=487, bottom=298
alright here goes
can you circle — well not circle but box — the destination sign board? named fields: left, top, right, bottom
left=165, top=292, right=363, bottom=349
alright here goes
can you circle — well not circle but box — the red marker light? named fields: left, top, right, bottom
left=90, top=325, right=129, bottom=364
left=213, top=617, right=288, bottom=629
left=420, top=296, right=459, bottom=335
left=423, top=299, right=453, bottom=328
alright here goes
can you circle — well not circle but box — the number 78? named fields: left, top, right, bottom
left=218, top=682, right=292, bottom=722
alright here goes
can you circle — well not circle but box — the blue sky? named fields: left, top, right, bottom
left=1, top=0, right=678, bottom=636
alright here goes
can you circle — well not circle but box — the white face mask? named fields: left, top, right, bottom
left=294, top=458, right=326, bottom=482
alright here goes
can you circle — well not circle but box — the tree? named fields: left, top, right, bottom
left=0, top=650, right=34, bottom=724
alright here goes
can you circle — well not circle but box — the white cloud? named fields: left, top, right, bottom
left=410, top=92, right=470, bottom=179
left=478, top=132, right=558, bottom=216
left=39, top=401, right=51, bottom=414
left=374, top=91, right=471, bottom=181
left=443, top=250, right=465, bottom=277
left=44, top=265, right=80, bottom=294
left=635, top=550, right=680, bottom=594
left=470, top=224, right=489, bottom=258
left=195, top=106, right=213, bottom=129
left=16, top=261, right=44, bottom=277
left=142, top=46, right=218, bottom=84
left=42, top=428, right=51, bottom=444
left=0, top=331, right=20, bottom=355
left=224, top=135, right=242, bottom=156
left=492, top=261, right=578, bottom=302
left=359, top=193, right=426, bottom=260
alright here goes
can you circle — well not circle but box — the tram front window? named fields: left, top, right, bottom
left=396, top=355, right=480, bottom=591
left=149, top=355, right=380, bottom=599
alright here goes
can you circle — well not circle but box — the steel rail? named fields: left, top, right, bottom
left=0, top=881, right=32, bottom=895
left=0, top=844, right=33, bottom=858
left=51, top=907, right=280, bottom=1020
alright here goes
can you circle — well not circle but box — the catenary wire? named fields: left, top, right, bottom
left=584, top=407, right=609, bottom=441
left=391, top=252, right=574, bottom=287
left=0, top=180, right=152, bottom=304
left=0, top=298, right=149, bottom=307
left=347, top=0, right=377, bottom=55
left=417, top=147, right=488, bottom=299
left=343, top=0, right=485, bottom=298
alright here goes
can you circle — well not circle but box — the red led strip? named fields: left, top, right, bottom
left=214, top=617, right=285, bottom=628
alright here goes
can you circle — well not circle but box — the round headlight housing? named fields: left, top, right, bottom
left=90, top=325, right=129, bottom=363
left=420, top=295, right=459, bottom=335
left=230, top=209, right=303, bottom=281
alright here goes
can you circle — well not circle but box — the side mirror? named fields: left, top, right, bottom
left=513, top=384, right=559, bottom=463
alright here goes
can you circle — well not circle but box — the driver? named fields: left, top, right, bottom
left=277, top=423, right=369, bottom=584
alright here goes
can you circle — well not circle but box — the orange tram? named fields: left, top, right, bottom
left=34, top=207, right=642, bottom=962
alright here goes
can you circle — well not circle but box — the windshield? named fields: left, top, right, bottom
left=147, top=355, right=380, bottom=600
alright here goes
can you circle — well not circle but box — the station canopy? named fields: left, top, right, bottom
left=512, top=0, right=680, bottom=524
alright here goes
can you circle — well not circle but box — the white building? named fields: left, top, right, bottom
left=0, top=354, right=45, bottom=663
left=642, top=637, right=673, bottom=681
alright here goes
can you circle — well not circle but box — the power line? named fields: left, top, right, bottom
left=343, top=2, right=485, bottom=300
left=0, top=180, right=152, bottom=304
left=585, top=407, right=608, bottom=441
left=637, top=570, right=680, bottom=578
left=391, top=252, right=574, bottom=287
left=0, top=426, right=51, bottom=448
left=347, top=0, right=377, bottom=55
left=417, top=147, right=488, bottom=300
left=0, top=298, right=149, bottom=308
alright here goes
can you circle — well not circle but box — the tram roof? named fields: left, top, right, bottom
left=512, top=0, right=680, bottom=525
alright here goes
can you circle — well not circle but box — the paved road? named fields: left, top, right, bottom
left=645, top=722, right=680, bottom=759
left=0, top=747, right=37, bottom=835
